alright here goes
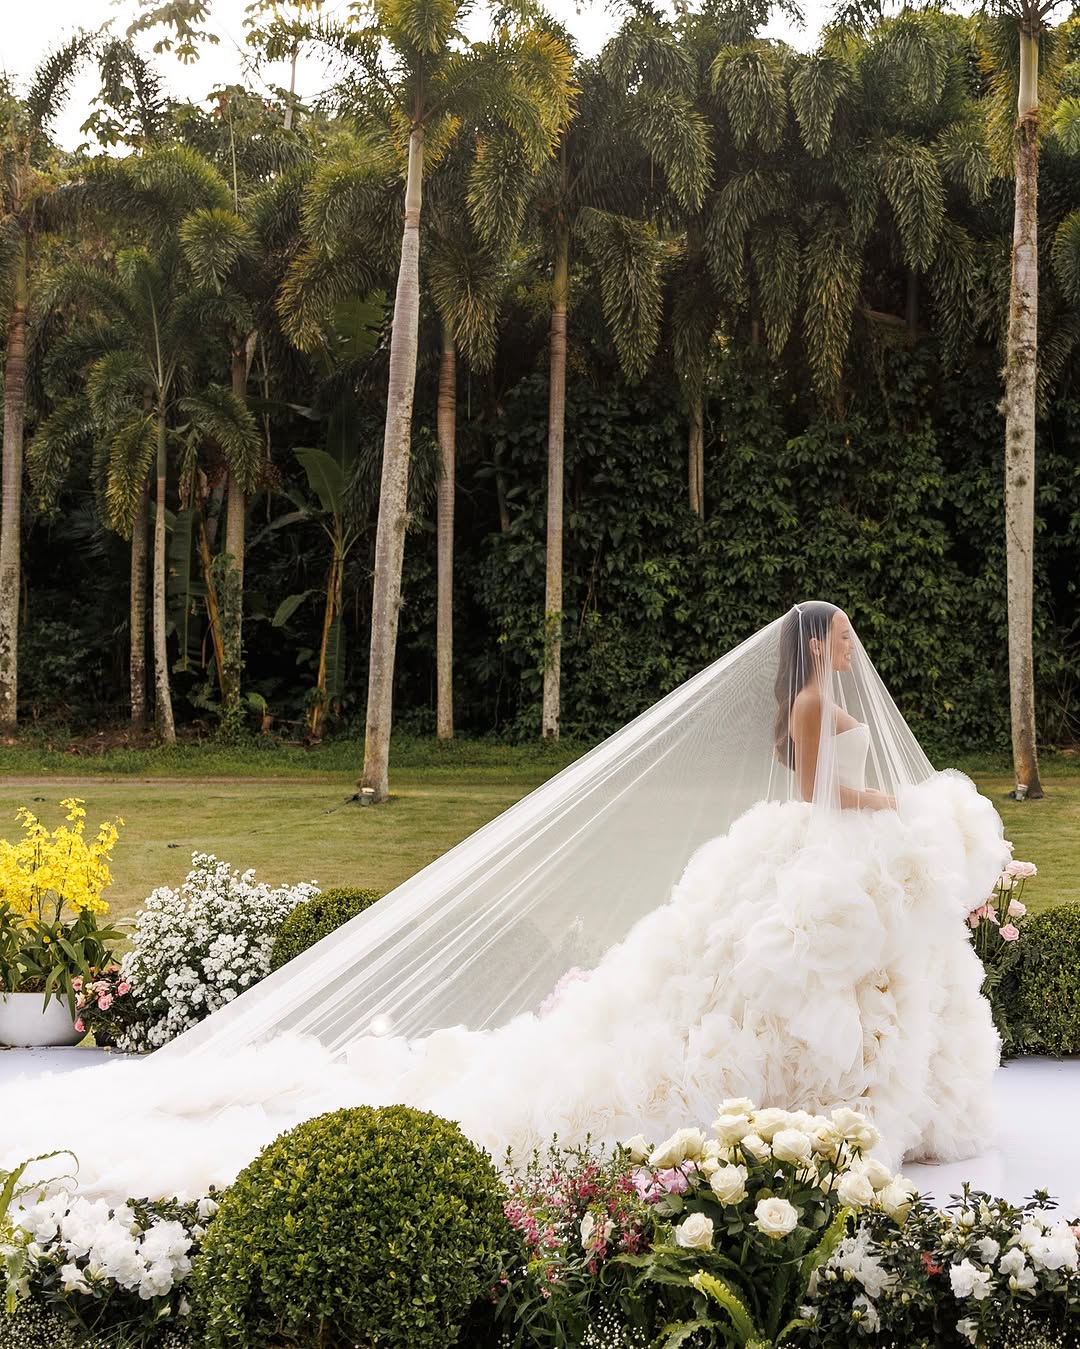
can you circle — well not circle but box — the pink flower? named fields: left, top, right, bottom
left=1007, top=860, right=1037, bottom=879
left=74, top=1019, right=84, bottom=1033
left=117, top=982, right=130, bottom=996
left=97, top=994, right=113, bottom=1011
left=1007, top=899, right=1026, bottom=919
left=999, top=925, right=1020, bottom=943
left=968, top=903, right=998, bottom=927
left=71, top=978, right=83, bottom=991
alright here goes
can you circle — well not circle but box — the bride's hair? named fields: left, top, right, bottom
left=773, top=601, right=838, bottom=766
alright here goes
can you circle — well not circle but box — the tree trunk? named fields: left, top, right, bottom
left=0, top=236, right=28, bottom=733
left=311, top=549, right=340, bottom=741
left=1003, top=22, right=1043, bottom=799
left=129, top=477, right=150, bottom=732
left=360, top=124, right=425, bottom=802
left=436, top=321, right=456, bottom=742
left=542, top=221, right=570, bottom=742
left=220, top=343, right=248, bottom=726
left=152, top=412, right=176, bottom=744
left=688, top=390, right=705, bottom=519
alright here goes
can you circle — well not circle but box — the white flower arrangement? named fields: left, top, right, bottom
left=118, top=853, right=318, bottom=1051
left=2, top=1189, right=208, bottom=1332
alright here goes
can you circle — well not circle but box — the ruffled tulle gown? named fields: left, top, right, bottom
left=1, top=730, right=1006, bottom=1201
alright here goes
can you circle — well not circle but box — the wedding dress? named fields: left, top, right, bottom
left=1, top=605, right=1006, bottom=1202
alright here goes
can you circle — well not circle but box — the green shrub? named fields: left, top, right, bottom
left=191, top=1105, right=511, bottom=1349
left=1019, top=903, right=1080, bottom=1055
left=268, top=886, right=381, bottom=971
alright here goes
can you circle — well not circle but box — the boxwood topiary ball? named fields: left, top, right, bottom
left=192, top=1105, right=511, bottom=1349
left=269, top=886, right=382, bottom=972
left=1019, top=902, right=1080, bottom=1055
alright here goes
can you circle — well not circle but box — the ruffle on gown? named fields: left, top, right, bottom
left=1, top=771, right=1006, bottom=1201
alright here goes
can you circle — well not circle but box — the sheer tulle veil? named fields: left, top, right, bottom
left=163, top=602, right=934, bottom=1063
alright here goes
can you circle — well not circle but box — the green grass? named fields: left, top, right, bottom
left=0, top=744, right=1074, bottom=933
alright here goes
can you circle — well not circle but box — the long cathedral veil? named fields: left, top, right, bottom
left=163, top=603, right=934, bottom=1060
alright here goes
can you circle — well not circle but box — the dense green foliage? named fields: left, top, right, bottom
left=1018, top=902, right=1080, bottom=1054
left=6, top=8, right=1080, bottom=753
left=191, top=1105, right=510, bottom=1349
left=268, top=885, right=382, bottom=971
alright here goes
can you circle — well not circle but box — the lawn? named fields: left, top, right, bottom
left=0, top=753, right=1073, bottom=930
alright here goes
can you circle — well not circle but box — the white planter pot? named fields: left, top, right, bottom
left=0, top=992, right=82, bottom=1047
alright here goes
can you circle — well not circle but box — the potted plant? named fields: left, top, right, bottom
left=0, top=798, right=125, bottom=1046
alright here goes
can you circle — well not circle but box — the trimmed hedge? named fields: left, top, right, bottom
left=268, top=886, right=382, bottom=972
left=191, top=1106, right=511, bottom=1349
left=1019, top=903, right=1080, bottom=1056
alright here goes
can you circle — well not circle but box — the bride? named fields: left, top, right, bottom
left=1, top=602, right=1006, bottom=1201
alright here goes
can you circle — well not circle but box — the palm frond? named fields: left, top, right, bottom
left=935, top=116, right=993, bottom=201
left=928, top=218, right=981, bottom=366
left=26, top=398, right=95, bottom=509
left=180, top=385, right=263, bottom=491
left=789, top=51, right=853, bottom=158
left=104, top=415, right=157, bottom=538
left=751, top=219, right=800, bottom=356
left=579, top=208, right=668, bottom=382
left=1052, top=209, right=1080, bottom=303
left=1051, top=94, right=1080, bottom=155
left=25, top=32, right=96, bottom=134
left=802, top=217, right=862, bottom=397
left=466, top=133, right=534, bottom=252
left=428, top=240, right=501, bottom=370
left=705, top=168, right=788, bottom=291
left=279, top=243, right=382, bottom=351
left=626, top=88, right=713, bottom=214
left=178, top=208, right=257, bottom=291
left=87, top=349, right=153, bottom=430
left=711, top=43, right=789, bottom=154
left=879, top=137, right=944, bottom=272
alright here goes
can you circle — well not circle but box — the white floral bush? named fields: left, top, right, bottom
left=2, top=1188, right=212, bottom=1343
left=119, top=853, right=318, bottom=1051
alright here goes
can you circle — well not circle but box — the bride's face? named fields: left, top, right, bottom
left=828, top=611, right=854, bottom=672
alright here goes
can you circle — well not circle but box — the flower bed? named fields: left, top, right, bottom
left=4, top=1102, right=1077, bottom=1348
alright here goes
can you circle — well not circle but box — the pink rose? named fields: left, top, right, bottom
left=117, top=982, right=130, bottom=996
left=1007, top=860, right=1037, bottom=879
left=1007, top=899, right=1026, bottom=919
left=97, top=994, right=113, bottom=1011
left=999, top=925, right=1020, bottom=943
left=968, top=903, right=998, bottom=927
left=71, top=977, right=83, bottom=991
left=74, top=1019, right=84, bottom=1033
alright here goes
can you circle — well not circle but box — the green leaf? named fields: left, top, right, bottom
left=273, top=591, right=314, bottom=627
left=295, top=447, right=346, bottom=517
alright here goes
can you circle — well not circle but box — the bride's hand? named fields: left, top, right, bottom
left=862, top=790, right=896, bottom=812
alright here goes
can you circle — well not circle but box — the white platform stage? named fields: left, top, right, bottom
left=2, top=1048, right=1077, bottom=1216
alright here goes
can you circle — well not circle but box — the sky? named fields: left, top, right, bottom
left=7, top=0, right=832, bottom=150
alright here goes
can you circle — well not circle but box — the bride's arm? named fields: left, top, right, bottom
left=791, top=695, right=893, bottom=810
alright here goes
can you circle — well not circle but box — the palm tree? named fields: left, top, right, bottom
left=297, top=2, right=573, bottom=797
left=983, top=0, right=1070, bottom=799
left=469, top=52, right=710, bottom=738
left=35, top=150, right=261, bottom=742
left=0, top=36, right=100, bottom=732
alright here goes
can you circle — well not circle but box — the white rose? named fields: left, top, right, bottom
left=877, top=1179, right=915, bottom=1223
left=709, top=1164, right=749, bottom=1205
left=1010, top=1265, right=1038, bottom=1292
left=716, top=1096, right=756, bottom=1116
left=60, top=1263, right=91, bottom=1295
left=675, top=1213, right=714, bottom=1251
left=956, top=1318, right=978, bottom=1345
left=750, top=1108, right=791, bottom=1142
left=836, top=1172, right=876, bottom=1209
left=949, top=1259, right=992, bottom=1301
left=580, top=1213, right=595, bottom=1247
left=772, top=1129, right=813, bottom=1164
left=650, top=1127, right=707, bottom=1169
left=740, top=1133, right=771, bottom=1162
left=712, top=1112, right=752, bottom=1147
left=860, top=1158, right=893, bottom=1191
left=622, top=1134, right=650, bottom=1164
left=976, top=1237, right=1000, bottom=1263
left=829, top=1107, right=880, bottom=1152
left=754, top=1197, right=799, bottom=1239
left=1027, top=1227, right=1079, bottom=1273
